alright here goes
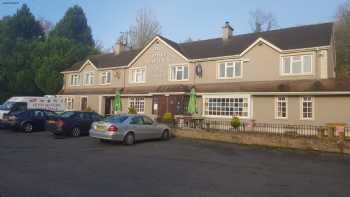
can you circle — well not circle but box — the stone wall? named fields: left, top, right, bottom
left=173, top=129, right=350, bottom=154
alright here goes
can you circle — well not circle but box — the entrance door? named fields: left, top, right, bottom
left=81, top=97, right=87, bottom=111
left=104, top=97, right=113, bottom=116
left=152, top=95, right=189, bottom=120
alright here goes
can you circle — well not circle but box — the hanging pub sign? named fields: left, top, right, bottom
left=195, top=64, right=203, bottom=78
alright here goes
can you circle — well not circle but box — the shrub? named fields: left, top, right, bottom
left=83, top=106, right=93, bottom=112
left=230, top=116, right=241, bottom=129
left=128, top=107, right=137, bottom=114
left=162, top=112, right=174, bottom=123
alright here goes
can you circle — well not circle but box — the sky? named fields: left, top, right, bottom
left=0, top=0, right=346, bottom=50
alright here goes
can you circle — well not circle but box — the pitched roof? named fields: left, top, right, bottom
left=63, top=22, right=333, bottom=72
left=58, top=79, right=350, bottom=95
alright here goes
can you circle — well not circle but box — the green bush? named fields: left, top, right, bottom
left=128, top=107, right=137, bottom=114
left=83, top=106, right=93, bottom=112
left=162, top=112, right=174, bottom=123
left=230, top=116, right=241, bottom=129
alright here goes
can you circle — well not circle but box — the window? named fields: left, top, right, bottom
left=203, top=96, right=249, bottom=118
left=70, top=74, right=80, bottom=86
left=128, top=97, right=145, bottom=113
left=275, top=96, right=288, bottom=119
left=218, top=61, right=242, bottom=79
left=129, top=68, right=145, bottom=83
left=64, top=97, right=74, bottom=110
left=84, top=72, right=94, bottom=85
left=143, top=116, right=154, bottom=125
left=281, top=55, right=312, bottom=75
left=101, top=71, right=112, bottom=84
left=301, top=96, right=314, bottom=120
left=169, top=65, right=189, bottom=81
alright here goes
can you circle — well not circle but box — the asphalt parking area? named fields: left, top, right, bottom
left=0, top=129, right=350, bottom=197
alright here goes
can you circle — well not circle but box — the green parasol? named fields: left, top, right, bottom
left=114, top=90, right=122, bottom=113
left=187, top=88, right=198, bottom=114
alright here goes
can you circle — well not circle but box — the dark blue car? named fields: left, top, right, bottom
left=3, top=109, right=58, bottom=132
left=46, top=111, right=103, bottom=137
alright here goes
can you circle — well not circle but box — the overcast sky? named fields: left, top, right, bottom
left=0, top=0, right=345, bottom=50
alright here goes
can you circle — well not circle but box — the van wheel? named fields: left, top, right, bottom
left=124, top=133, right=135, bottom=145
left=162, top=130, right=170, bottom=140
left=71, top=127, right=81, bottom=137
left=23, top=122, right=33, bottom=133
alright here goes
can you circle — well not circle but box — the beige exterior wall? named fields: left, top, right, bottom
left=253, top=95, right=350, bottom=125
left=126, top=40, right=191, bottom=86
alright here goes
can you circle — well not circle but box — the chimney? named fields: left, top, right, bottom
left=114, top=41, right=126, bottom=55
left=222, top=21, right=233, bottom=40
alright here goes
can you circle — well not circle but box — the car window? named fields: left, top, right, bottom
left=143, top=116, right=153, bottom=125
left=91, top=113, right=102, bottom=121
left=14, top=103, right=27, bottom=111
left=45, top=111, right=57, bottom=118
left=130, top=116, right=143, bottom=125
left=34, top=110, right=45, bottom=118
left=105, top=115, right=128, bottom=123
left=60, top=112, right=75, bottom=118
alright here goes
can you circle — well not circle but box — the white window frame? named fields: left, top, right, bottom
left=217, top=61, right=243, bottom=79
left=100, top=71, right=112, bottom=85
left=129, top=67, right=146, bottom=83
left=202, top=94, right=251, bottom=119
left=128, top=97, right=145, bottom=114
left=280, top=54, right=313, bottom=76
left=64, top=97, right=74, bottom=110
left=275, top=96, right=288, bottom=119
left=84, top=72, right=94, bottom=86
left=169, top=64, right=189, bottom=81
left=70, top=74, right=80, bottom=86
left=300, top=96, right=315, bottom=120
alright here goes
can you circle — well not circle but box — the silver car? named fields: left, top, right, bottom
left=89, top=114, right=171, bottom=145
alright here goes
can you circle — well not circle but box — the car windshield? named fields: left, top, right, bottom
left=59, top=111, right=75, bottom=118
left=104, top=115, right=128, bottom=123
left=0, top=102, right=15, bottom=110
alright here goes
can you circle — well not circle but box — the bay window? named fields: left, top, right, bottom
left=101, top=71, right=112, bottom=84
left=129, top=67, right=145, bottom=83
left=128, top=97, right=145, bottom=113
left=170, top=64, right=189, bottom=81
left=203, top=95, right=250, bottom=118
left=281, top=55, right=312, bottom=75
left=70, top=74, right=80, bottom=86
left=218, top=61, right=242, bottom=79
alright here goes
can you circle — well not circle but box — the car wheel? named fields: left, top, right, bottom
left=162, top=130, right=170, bottom=140
left=71, top=127, right=81, bottom=137
left=23, top=122, right=33, bottom=133
left=124, top=133, right=135, bottom=145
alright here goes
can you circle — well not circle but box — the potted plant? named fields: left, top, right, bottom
left=128, top=106, right=137, bottom=114
left=162, top=112, right=174, bottom=127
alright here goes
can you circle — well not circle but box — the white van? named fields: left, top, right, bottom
left=0, top=96, right=65, bottom=120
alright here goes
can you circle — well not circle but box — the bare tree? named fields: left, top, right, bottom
left=249, top=9, right=278, bottom=33
left=335, top=0, right=350, bottom=78
left=122, top=8, right=161, bottom=49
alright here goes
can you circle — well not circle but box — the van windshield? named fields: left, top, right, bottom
left=0, top=102, right=15, bottom=110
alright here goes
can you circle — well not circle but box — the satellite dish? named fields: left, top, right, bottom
left=195, top=64, right=203, bottom=78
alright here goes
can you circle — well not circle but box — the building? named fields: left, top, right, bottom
left=58, top=22, right=350, bottom=125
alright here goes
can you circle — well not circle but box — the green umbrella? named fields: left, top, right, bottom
left=187, top=88, right=197, bottom=114
left=114, top=90, right=122, bottom=113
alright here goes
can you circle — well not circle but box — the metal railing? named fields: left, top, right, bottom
left=176, top=118, right=350, bottom=139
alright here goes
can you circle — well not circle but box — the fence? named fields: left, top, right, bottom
left=176, top=118, right=350, bottom=139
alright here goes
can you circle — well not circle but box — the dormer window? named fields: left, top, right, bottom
left=84, top=72, right=94, bottom=85
left=70, top=74, right=80, bottom=86
left=281, top=55, right=312, bottom=75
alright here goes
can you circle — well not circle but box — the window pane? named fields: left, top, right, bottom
left=303, top=55, right=312, bottom=73
left=235, top=62, right=241, bottom=77
left=292, top=57, right=302, bottom=74
left=171, top=66, right=176, bottom=80
left=226, top=66, right=234, bottom=78
left=283, top=57, right=291, bottom=73
left=219, top=63, right=225, bottom=78
left=176, top=69, right=182, bottom=80
left=183, top=66, right=188, bottom=79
